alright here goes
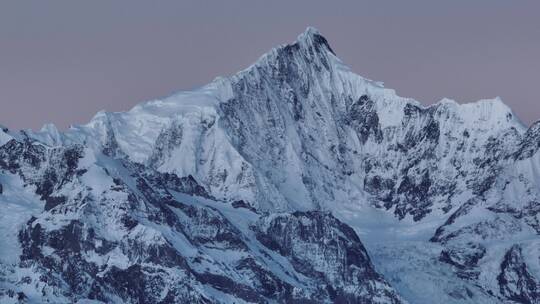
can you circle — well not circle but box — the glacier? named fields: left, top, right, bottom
left=0, top=27, right=539, bottom=303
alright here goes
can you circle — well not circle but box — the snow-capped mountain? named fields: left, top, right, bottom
left=0, top=27, right=538, bottom=303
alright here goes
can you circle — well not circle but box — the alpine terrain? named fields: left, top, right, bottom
left=0, top=28, right=539, bottom=304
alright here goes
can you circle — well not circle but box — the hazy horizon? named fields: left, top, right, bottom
left=1, top=0, right=539, bottom=130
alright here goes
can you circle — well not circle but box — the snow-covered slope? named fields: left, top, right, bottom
left=1, top=27, right=539, bottom=303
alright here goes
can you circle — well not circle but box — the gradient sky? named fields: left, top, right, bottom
left=1, top=0, right=539, bottom=130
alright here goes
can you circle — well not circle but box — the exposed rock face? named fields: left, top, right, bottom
left=254, top=212, right=402, bottom=303
left=498, top=245, right=540, bottom=304
left=1, top=27, right=539, bottom=303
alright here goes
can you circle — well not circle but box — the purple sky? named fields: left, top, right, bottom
left=1, top=1, right=539, bottom=130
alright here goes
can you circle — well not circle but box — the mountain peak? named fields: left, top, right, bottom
left=297, top=26, right=322, bottom=41
left=295, top=26, right=335, bottom=55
